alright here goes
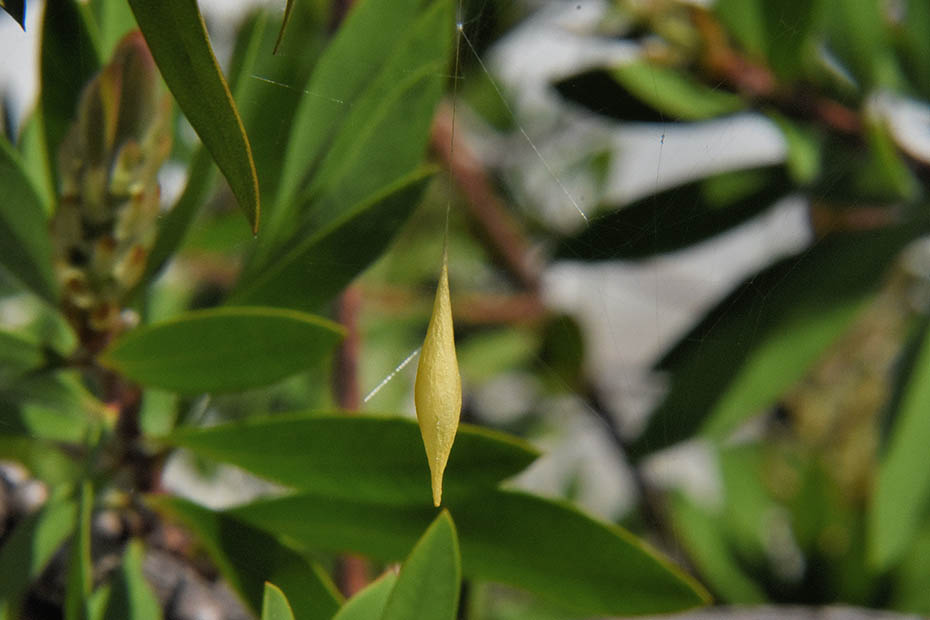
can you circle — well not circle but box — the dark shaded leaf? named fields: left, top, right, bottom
left=556, top=166, right=792, bottom=261
left=630, top=224, right=929, bottom=459
left=166, top=413, right=539, bottom=505
left=128, top=0, right=260, bottom=232
left=65, top=480, right=93, bottom=620
left=40, top=0, right=101, bottom=192
left=230, top=168, right=434, bottom=311
left=0, top=0, right=25, bottom=29
left=147, top=496, right=342, bottom=619
left=381, top=511, right=460, bottom=620
left=0, top=136, right=58, bottom=302
left=101, top=307, right=344, bottom=394
left=100, top=540, right=161, bottom=620
left=231, top=489, right=711, bottom=616
left=0, top=490, right=76, bottom=617
left=272, top=0, right=296, bottom=54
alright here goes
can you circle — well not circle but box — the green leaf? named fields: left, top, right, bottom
left=332, top=573, right=397, bottom=620
left=610, top=61, right=744, bottom=121
left=701, top=300, right=862, bottom=440
left=268, top=0, right=435, bottom=240
left=65, top=480, right=93, bottom=620
left=128, top=0, right=260, bottom=233
left=166, top=413, right=539, bottom=505
left=631, top=224, right=928, bottom=459
left=869, top=320, right=930, bottom=569
left=825, top=0, right=902, bottom=91
left=272, top=0, right=296, bottom=54
left=100, top=307, right=344, bottom=394
left=0, top=137, right=58, bottom=302
left=40, top=0, right=101, bottom=191
left=17, top=113, right=54, bottom=214
left=231, top=168, right=434, bottom=311
left=89, top=0, right=137, bottom=58
left=0, top=490, right=76, bottom=617
left=0, top=330, right=44, bottom=387
left=147, top=496, right=343, bottom=619
left=262, top=583, right=295, bottom=620
left=895, top=0, right=930, bottom=100
left=381, top=511, right=461, bottom=620
left=714, top=0, right=766, bottom=60
left=768, top=113, right=822, bottom=185
left=231, top=489, right=711, bottom=616
left=0, top=0, right=25, bottom=29
left=667, top=491, right=767, bottom=603
left=0, top=370, right=100, bottom=444
left=556, top=166, right=792, bottom=261
left=99, top=540, right=162, bottom=620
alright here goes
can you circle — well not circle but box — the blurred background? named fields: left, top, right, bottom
left=4, top=0, right=930, bottom=617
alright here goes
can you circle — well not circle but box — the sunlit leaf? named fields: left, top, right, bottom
left=611, top=61, right=744, bottom=121
left=869, top=319, right=930, bottom=569
left=231, top=489, right=711, bottom=616
left=262, top=583, right=295, bottom=620
left=128, top=0, right=260, bottom=232
left=631, top=225, right=927, bottom=459
left=101, top=307, right=343, bottom=394
left=380, top=511, right=460, bottom=620
left=332, top=573, right=397, bottom=620
left=166, top=413, right=538, bottom=505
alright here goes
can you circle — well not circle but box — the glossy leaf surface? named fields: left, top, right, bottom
left=231, top=489, right=710, bottom=616
left=167, top=414, right=538, bottom=505
left=101, top=308, right=343, bottom=393
left=128, top=0, right=260, bottom=232
left=380, top=511, right=461, bottom=620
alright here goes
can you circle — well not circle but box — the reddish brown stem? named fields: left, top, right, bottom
left=430, top=101, right=542, bottom=292
left=333, top=286, right=371, bottom=596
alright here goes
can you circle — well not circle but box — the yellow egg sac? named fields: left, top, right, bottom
left=414, top=251, right=461, bottom=507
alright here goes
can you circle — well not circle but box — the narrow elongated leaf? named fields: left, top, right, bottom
left=556, top=166, right=791, bottom=261
left=90, top=1, right=137, bottom=58
left=231, top=168, right=433, bottom=311
left=381, top=511, right=460, bottom=620
left=65, top=480, right=93, bottom=620
left=147, top=496, right=342, bottom=619
left=610, top=61, right=744, bottom=121
left=269, top=0, right=429, bottom=238
left=40, top=0, right=100, bottom=184
left=0, top=491, right=76, bottom=617
left=869, top=321, right=930, bottom=569
left=668, top=492, right=767, bottom=603
left=826, top=0, right=902, bottom=91
left=630, top=225, right=927, bottom=459
left=272, top=0, right=296, bottom=54
left=166, top=414, right=538, bottom=505
left=0, top=0, right=25, bottom=29
left=100, top=540, right=161, bottom=620
left=101, top=307, right=343, bottom=393
left=231, top=489, right=710, bottom=616
left=262, top=583, right=295, bottom=620
left=0, top=137, right=57, bottom=302
left=332, top=574, right=397, bottom=620
left=128, top=0, right=260, bottom=232
left=0, top=330, right=44, bottom=386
